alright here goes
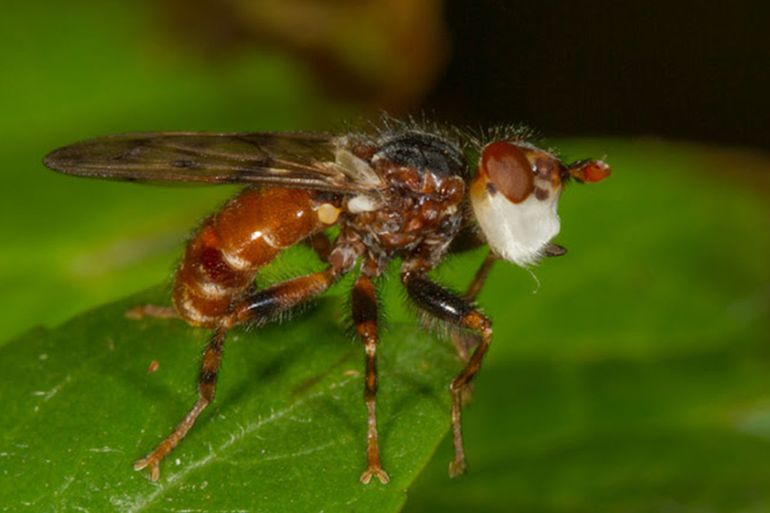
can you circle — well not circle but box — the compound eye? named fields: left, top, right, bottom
left=480, top=141, right=534, bottom=203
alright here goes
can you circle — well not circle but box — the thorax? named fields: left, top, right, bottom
left=336, top=162, right=466, bottom=275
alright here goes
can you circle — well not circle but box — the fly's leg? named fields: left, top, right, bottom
left=451, top=251, right=497, bottom=362
left=451, top=244, right=565, bottom=360
left=461, top=243, right=565, bottom=306
left=450, top=245, right=564, bottom=359
left=352, top=274, right=390, bottom=484
left=125, top=304, right=179, bottom=320
left=228, top=267, right=338, bottom=327
left=402, top=271, right=493, bottom=478
left=126, top=232, right=337, bottom=322
left=464, top=251, right=497, bottom=302
left=461, top=243, right=565, bottom=305
left=134, top=325, right=226, bottom=481
left=304, top=232, right=333, bottom=262
left=134, top=267, right=339, bottom=481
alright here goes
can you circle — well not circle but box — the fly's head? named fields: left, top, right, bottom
left=469, top=140, right=610, bottom=266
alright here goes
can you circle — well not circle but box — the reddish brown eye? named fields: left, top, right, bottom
left=480, top=141, right=534, bottom=203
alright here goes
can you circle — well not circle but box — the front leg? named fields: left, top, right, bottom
left=463, top=242, right=565, bottom=303
left=451, top=243, right=565, bottom=360
left=450, top=251, right=497, bottom=362
left=352, top=273, right=390, bottom=484
left=402, top=271, right=492, bottom=477
left=464, top=250, right=497, bottom=301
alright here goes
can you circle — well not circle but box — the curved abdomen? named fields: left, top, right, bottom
left=173, top=187, right=326, bottom=327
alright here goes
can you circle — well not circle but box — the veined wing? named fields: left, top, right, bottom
left=43, top=131, right=383, bottom=193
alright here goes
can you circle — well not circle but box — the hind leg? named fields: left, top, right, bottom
left=126, top=232, right=336, bottom=323
left=134, top=267, right=339, bottom=481
left=134, top=325, right=226, bottom=480
left=125, top=304, right=179, bottom=320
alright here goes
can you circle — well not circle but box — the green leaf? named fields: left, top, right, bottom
left=0, top=288, right=458, bottom=512
left=2, top=139, right=769, bottom=512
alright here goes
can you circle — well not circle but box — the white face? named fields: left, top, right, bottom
left=472, top=180, right=561, bottom=266
left=470, top=141, right=565, bottom=267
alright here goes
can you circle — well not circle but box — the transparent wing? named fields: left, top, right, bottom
left=43, top=131, right=381, bottom=193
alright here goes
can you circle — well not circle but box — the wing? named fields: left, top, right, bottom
left=43, top=131, right=383, bottom=193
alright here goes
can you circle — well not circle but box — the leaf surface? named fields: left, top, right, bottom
left=0, top=290, right=457, bottom=512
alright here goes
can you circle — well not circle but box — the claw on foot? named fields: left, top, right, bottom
left=134, top=456, right=161, bottom=481
left=360, top=466, right=390, bottom=484
left=448, top=459, right=466, bottom=478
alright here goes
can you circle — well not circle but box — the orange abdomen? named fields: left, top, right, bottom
left=173, top=187, right=324, bottom=327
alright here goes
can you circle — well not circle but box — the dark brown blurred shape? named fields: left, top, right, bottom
left=426, top=0, right=770, bottom=150
left=159, top=0, right=449, bottom=112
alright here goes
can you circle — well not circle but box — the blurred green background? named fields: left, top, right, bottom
left=1, top=0, right=769, bottom=511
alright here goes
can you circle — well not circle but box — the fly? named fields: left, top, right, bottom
left=44, top=120, right=610, bottom=484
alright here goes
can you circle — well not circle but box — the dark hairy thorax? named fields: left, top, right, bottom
left=331, top=130, right=468, bottom=276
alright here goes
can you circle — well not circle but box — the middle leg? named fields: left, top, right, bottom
left=352, top=273, right=390, bottom=484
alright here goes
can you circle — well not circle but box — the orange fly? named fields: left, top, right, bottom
left=44, top=121, right=609, bottom=484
